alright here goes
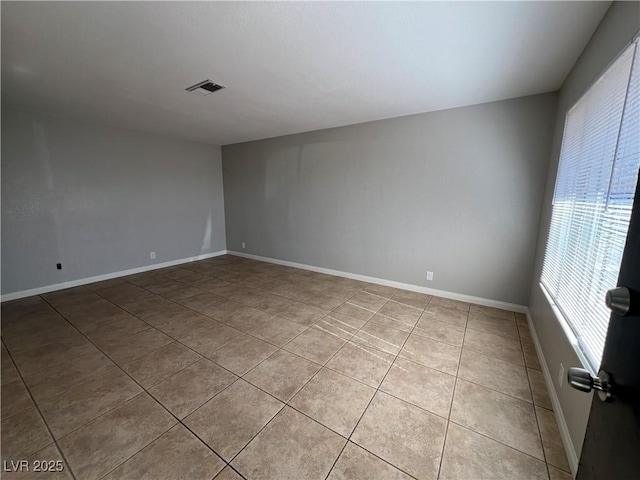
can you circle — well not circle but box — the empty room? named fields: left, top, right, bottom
left=2, top=1, right=639, bottom=479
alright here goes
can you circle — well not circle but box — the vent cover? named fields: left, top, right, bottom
left=186, top=80, right=224, bottom=96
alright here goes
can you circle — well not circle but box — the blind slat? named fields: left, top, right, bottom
left=541, top=40, right=639, bottom=372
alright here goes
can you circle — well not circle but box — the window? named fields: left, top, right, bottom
left=541, top=39, right=640, bottom=372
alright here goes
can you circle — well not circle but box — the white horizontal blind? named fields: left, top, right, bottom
left=541, top=40, right=640, bottom=372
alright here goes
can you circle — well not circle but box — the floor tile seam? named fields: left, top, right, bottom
left=390, top=354, right=459, bottom=381
left=440, top=344, right=547, bottom=472
left=384, top=312, right=450, bottom=478
left=461, top=343, right=526, bottom=368
left=421, top=305, right=471, bottom=321
left=454, top=311, right=469, bottom=386
left=325, top=439, right=421, bottom=480
left=446, top=419, right=549, bottom=465
left=249, top=345, right=457, bottom=425
left=341, top=312, right=428, bottom=480
left=215, top=387, right=379, bottom=480
left=424, top=305, right=471, bottom=316
left=305, top=298, right=350, bottom=311
left=532, top=404, right=572, bottom=474
left=239, top=344, right=324, bottom=380
left=339, top=301, right=382, bottom=316
left=27, top=362, right=140, bottom=410
left=95, top=278, right=267, bottom=381
left=527, top=370, right=552, bottom=472
left=119, top=273, right=257, bottom=325
left=373, top=382, right=453, bottom=423
left=3, top=317, right=122, bottom=356
left=46, top=390, right=157, bottom=446
left=405, top=327, right=464, bottom=348
left=343, top=330, right=404, bottom=356
left=180, top=336, right=268, bottom=377
left=1, top=337, right=79, bottom=480
left=328, top=332, right=399, bottom=366
left=95, top=417, right=231, bottom=480
left=5, top=338, right=136, bottom=404
left=311, top=323, right=357, bottom=346
left=464, top=324, right=520, bottom=341
left=467, top=312, right=519, bottom=324
left=123, top=354, right=206, bottom=391
left=520, top=337, right=535, bottom=347
left=149, top=374, right=243, bottom=425
left=366, top=312, right=421, bottom=331
left=93, top=283, right=228, bottom=333
left=525, top=366, right=545, bottom=406
left=293, top=316, right=384, bottom=392
left=469, top=306, right=517, bottom=317
left=454, top=375, right=535, bottom=405
left=242, top=321, right=311, bottom=350
left=435, top=390, right=454, bottom=480
left=33, top=264, right=536, bottom=478
left=343, top=300, right=384, bottom=315
left=222, top=400, right=289, bottom=467
left=360, top=289, right=397, bottom=301
left=280, top=322, right=354, bottom=358
left=91, top=419, right=182, bottom=480
left=39, top=295, right=233, bottom=468
left=19, top=296, right=178, bottom=381
left=322, top=438, right=350, bottom=480
left=343, top=302, right=419, bottom=445
left=383, top=299, right=430, bottom=312
left=3, top=319, right=103, bottom=349
left=0, top=389, right=36, bottom=423
left=234, top=330, right=347, bottom=409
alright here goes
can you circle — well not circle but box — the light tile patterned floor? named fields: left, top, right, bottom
left=1, top=255, right=572, bottom=480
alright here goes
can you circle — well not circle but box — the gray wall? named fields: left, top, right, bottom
left=528, top=1, right=640, bottom=459
left=1, top=108, right=226, bottom=295
left=223, top=93, right=558, bottom=306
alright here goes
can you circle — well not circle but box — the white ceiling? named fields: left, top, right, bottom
left=2, top=1, right=610, bottom=146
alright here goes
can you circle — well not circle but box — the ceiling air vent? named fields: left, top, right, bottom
left=185, top=80, right=224, bottom=96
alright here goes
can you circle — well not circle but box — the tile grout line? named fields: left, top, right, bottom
left=442, top=311, right=556, bottom=474
left=1, top=337, right=79, bottom=480
left=322, top=292, right=433, bottom=479
left=5, top=256, right=548, bottom=479
left=37, top=294, right=239, bottom=479
left=446, top=419, right=550, bottom=466
left=114, top=263, right=365, bottom=474
left=222, top=292, right=420, bottom=478
left=435, top=303, right=470, bottom=480
left=527, top=347, right=553, bottom=476
left=90, top=268, right=348, bottom=476
left=144, top=261, right=564, bottom=475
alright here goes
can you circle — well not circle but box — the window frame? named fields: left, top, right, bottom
left=540, top=37, right=639, bottom=375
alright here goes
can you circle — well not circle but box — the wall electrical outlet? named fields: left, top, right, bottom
left=426, top=271, right=434, bottom=281
left=558, top=363, right=565, bottom=387
left=241, top=242, right=246, bottom=249
left=149, top=252, right=156, bottom=260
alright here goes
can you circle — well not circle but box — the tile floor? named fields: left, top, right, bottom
left=1, top=255, right=572, bottom=480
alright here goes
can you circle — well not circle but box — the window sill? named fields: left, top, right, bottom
left=538, top=282, right=596, bottom=376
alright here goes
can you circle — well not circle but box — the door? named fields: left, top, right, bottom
left=574, top=178, right=640, bottom=479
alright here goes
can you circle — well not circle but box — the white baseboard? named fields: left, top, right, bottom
left=3, top=248, right=528, bottom=315
left=1, top=250, right=228, bottom=302
left=526, top=308, right=579, bottom=476
left=228, top=250, right=527, bottom=313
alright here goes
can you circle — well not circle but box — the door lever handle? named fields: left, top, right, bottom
left=568, top=367, right=613, bottom=402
